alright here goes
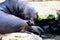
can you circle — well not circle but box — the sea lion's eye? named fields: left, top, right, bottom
left=25, top=17, right=30, bottom=20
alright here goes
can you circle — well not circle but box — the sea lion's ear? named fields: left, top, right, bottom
left=36, top=12, right=38, bottom=16
left=36, top=12, right=38, bottom=19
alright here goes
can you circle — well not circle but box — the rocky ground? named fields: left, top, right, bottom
left=43, top=35, right=60, bottom=40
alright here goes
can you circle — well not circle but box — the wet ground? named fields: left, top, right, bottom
left=43, top=35, right=60, bottom=40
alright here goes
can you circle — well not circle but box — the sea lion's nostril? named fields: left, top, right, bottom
left=27, top=20, right=35, bottom=26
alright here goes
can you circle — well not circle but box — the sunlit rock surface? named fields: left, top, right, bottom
left=2, top=33, right=42, bottom=40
